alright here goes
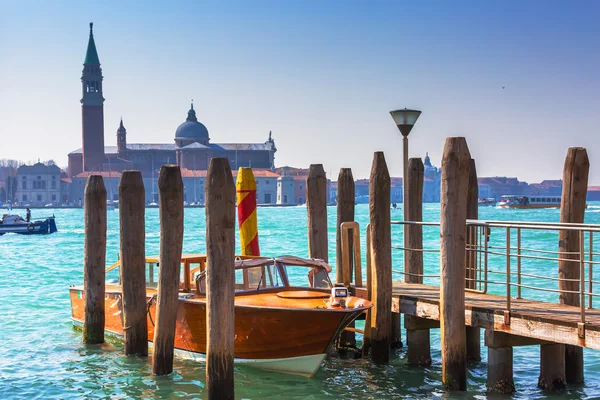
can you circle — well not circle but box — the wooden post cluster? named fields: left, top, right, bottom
left=307, top=164, right=328, bottom=262
left=205, top=158, right=236, bottom=400
left=558, top=147, right=589, bottom=385
left=404, top=158, right=431, bottom=365
left=83, top=175, right=107, bottom=344
left=485, top=330, right=515, bottom=393
left=368, top=151, right=392, bottom=364
left=466, top=159, right=481, bottom=361
left=152, top=165, right=184, bottom=376
left=119, top=170, right=148, bottom=356
left=336, top=168, right=356, bottom=348
left=439, top=137, right=471, bottom=390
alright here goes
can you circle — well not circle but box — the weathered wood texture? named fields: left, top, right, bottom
left=307, top=164, right=328, bottom=262
left=368, top=152, right=392, bottom=364
left=405, top=157, right=430, bottom=364
left=466, top=158, right=481, bottom=361
left=539, top=344, right=566, bottom=390
left=83, top=175, right=107, bottom=344
left=152, top=165, right=184, bottom=376
left=119, top=170, right=148, bottom=356
left=439, top=137, right=471, bottom=390
left=558, top=147, right=589, bottom=384
left=205, top=158, right=236, bottom=400
left=353, top=282, right=600, bottom=350
left=362, top=224, right=373, bottom=357
left=336, top=168, right=355, bottom=284
left=487, top=346, right=515, bottom=394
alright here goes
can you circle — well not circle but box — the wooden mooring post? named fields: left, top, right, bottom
left=466, top=158, right=481, bottom=361
left=440, top=137, right=471, bottom=390
left=83, top=175, right=107, bottom=344
left=307, top=164, right=328, bottom=262
left=152, top=165, right=184, bottom=376
left=336, top=168, right=356, bottom=349
left=404, top=158, right=431, bottom=365
left=369, top=151, right=392, bottom=364
left=205, top=158, right=236, bottom=400
left=559, top=147, right=589, bottom=385
left=119, top=170, right=148, bottom=356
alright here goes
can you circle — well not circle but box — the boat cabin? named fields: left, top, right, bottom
left=105, top=255, right=334, bottom=295
left=498, top=195, right=561, bottom=208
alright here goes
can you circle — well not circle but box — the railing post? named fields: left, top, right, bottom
left=439, top=137, right=471, bottom=390
left=517, top=228, right=522, bottom=299
left=405, top=157, right=430, bottom=365
left=558, top=147, right=589, bottom=385
left=506, top=227, right=511, bottom=324
left=590, top=232, right=594, bottom=309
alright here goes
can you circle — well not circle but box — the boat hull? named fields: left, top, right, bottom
left=0, top=217, right=57, bottom=235
left=69, top=287, right=367, bottom=377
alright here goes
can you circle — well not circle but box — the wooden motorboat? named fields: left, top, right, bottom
left=69, top=254, right=371, bottom=377
left=0, top=214, right=57, bottom=235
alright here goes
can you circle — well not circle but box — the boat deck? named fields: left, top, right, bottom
left=353, top=282, right=600, bottom=350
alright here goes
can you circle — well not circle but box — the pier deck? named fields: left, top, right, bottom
left=354, top=282, right=600, bottom=350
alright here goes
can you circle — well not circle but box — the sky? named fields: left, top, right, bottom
left=1, top=1, right=599, bottom=183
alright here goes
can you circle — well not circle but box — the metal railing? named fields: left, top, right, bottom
left=390, top=219, right=600, bottom=330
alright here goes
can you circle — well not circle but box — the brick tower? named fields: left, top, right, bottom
left=81, top=22, right=105, bottom=172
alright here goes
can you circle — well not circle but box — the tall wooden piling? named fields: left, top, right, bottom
left=83, top=175, right=107, bottom=344
left=152, top=165, right=184, bottom=376
left=369, top=151, right=392, bottom=364
left=405, top=158, right=431, bottom=365
left=307, top=164, right=328, bottom=262
left=119, top=170, right=148, bottom=356
left=362, top=223, right=373, bottom=358
left=539, top=344, right=566, bottom=390
left=440, top=137, right=471, bottom=390
left=336, top=168, right=356, bottom=348
left=559, top=147, right=589, bottom=384
left=466, top=158, right=481, bottom=361
left=205, top=158, right=236, bottom=400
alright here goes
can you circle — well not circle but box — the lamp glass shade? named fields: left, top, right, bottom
left=390, top=109, right=422, bottom=136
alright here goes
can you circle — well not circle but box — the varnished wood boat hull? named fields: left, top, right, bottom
left=69, top=287, right=367, bottom=376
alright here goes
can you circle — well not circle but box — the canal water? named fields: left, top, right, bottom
left=1, top=204, right=600, bottom=399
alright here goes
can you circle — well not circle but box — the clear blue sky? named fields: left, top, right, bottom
left=1, top=1, right=599, bottom=182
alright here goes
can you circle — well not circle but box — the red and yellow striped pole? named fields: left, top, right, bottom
left=236, top=167, right=260, bottom=256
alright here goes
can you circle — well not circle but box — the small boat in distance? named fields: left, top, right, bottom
left=69, top=254, right=371, bottom=377
left=478, top=198, right=496, bottom=206
left=0, top=214, right=57, bottom=235
left=497, top=195, right=561, bottom=209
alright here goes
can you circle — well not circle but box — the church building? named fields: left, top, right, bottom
left=67, top=23, right=277, bottom=181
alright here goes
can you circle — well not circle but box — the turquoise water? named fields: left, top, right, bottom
left=1, top=203, right=600, bottom=399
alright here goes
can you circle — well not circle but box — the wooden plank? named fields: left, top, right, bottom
left=205, top=158, right=236, bottom=400
left=307, top=164, right=328, bottom=262
left=440, top=137, right=471, bottom=390
left=368, top=152, right=392, bottom=364
left=152, top=165, right=184, bottom=376
left=558, top=147, right=589, bottom=384
left=119, top=170, right=147, bottom=356
left=83, top=175, right=107, bottom=344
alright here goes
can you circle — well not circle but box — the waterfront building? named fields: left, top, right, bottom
left=67, top=23, right=277, bottom=181
left=16, top=162, right=62, bottom=206
left=478, top=183, right=492, bottom=199
left=422, top=153, right=441, bottom=202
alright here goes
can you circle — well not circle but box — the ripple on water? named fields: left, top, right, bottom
left=2, top=204, right=600, bottom=399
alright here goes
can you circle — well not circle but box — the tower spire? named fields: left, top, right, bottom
left=84, top=22, right=100, bottom=65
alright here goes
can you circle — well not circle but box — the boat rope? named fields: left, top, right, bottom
left=123, top=293, right=157, bottom=331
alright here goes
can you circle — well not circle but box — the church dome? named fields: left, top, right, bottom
left=175, top=103, right=209, bottom=143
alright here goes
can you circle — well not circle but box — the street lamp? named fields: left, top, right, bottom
left=390, top=108, right=421, bottom=274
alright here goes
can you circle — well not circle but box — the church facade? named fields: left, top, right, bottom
left=67, top=23, right=277, bottom=181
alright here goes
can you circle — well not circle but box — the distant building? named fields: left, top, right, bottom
left=478, top=183, right=492, bottom=199
left=422, top=153, right=441, bottom=202
left=477, top=177, right=528, bottom=200
left=16, top=162, right=62, bottom=206
left=67, top=23, right=277, bottom=182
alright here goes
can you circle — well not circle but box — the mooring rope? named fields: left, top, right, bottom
left=123, top=293, right=157, bottom=331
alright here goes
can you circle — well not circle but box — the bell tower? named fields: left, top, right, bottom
left=81, top=22, right=105, bottom=172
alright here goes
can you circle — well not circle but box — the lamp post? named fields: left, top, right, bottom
left=390, top=108, right=422, bottom=274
